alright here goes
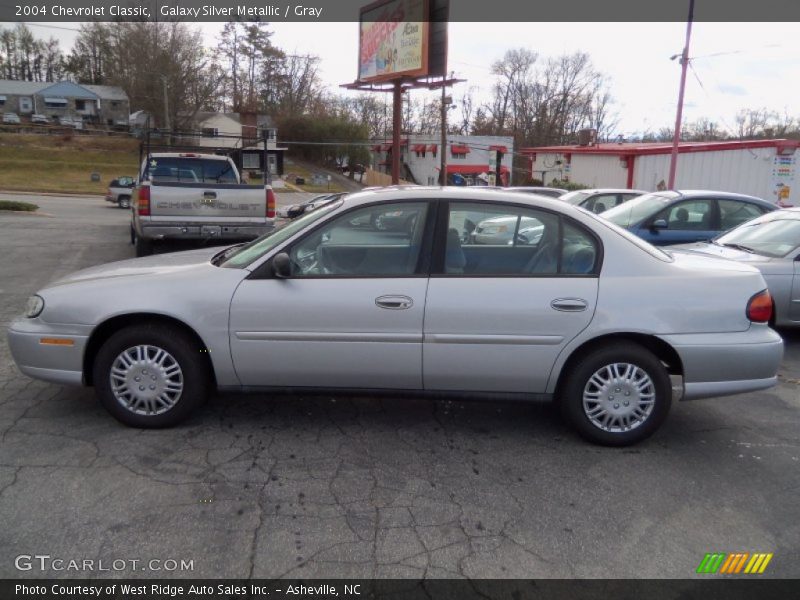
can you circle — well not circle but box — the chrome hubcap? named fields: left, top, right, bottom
left=110, top=345, right=183, bottom=415
left=582, top=363, right=655, bottom=432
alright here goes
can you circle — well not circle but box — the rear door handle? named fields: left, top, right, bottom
left=376, top=295, right=414, bottom=310
left=203, top=191, right=217, bottom=199
left=550, top=298, right=588, bottom=312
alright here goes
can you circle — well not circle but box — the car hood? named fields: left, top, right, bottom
left=670, top=242, right=774, bottom=264
left=44, top=246, right=227, bottom=289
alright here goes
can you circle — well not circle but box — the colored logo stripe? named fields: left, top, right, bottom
left=744, top=553, right=773, bottom=574
left=697, top=553, right=773, bottom=574
left=697, top=553, right=726, bottom=574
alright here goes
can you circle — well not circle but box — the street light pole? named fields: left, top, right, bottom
left=667, top=0, right=695, bottom=190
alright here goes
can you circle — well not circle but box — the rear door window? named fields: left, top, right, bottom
left=144, top=157, right=238, bottom=184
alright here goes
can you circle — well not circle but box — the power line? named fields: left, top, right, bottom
left=18, top=22, right=81, bottom=33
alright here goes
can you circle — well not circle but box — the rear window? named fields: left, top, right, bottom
left=143, top=157, right=238, bottom=184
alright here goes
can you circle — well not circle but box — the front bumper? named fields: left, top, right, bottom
left=7, top=318, right=89, bottom=386
left=139, top=223, right=272, bottom=241
left=659, top=325, right=783, bottom=401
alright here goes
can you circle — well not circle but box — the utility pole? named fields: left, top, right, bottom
left=668, top=0, right=695, bottom=190
left=439, top=71, right=453, bottom=186
left=161, top=76, right=171, bottom=132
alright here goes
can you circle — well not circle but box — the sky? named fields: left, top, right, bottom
left=21, top=20, right=800, bottom=138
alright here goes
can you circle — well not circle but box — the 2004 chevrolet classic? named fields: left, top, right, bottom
left=8, top=187, right=783, bottom=445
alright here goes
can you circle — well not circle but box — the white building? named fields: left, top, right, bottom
left=522, top=139, right=800, bottom=206
left=369, top=134, right=515, bottom=186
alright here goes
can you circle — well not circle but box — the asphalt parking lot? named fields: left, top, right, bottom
left=1, top=192, right=799, bottom=579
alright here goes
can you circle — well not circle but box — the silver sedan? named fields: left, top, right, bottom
left=7, top=187, right=783, bottom=446
left=673, top=207, right=800, bottom=327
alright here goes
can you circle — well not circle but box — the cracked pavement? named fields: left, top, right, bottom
left=0, top=193, right=799, bottom=579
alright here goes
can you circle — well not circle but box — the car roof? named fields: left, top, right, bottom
left=674, top=190, right=772, bottom=204
left=571, top=188, right=648, bottom=194
left=342, top=185, right=572, bottom=212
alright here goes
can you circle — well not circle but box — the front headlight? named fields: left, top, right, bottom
left=25, top=295, right=44, bottom=318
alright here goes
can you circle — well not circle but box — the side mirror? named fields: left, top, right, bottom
left=272, top=252, right=291, bottom=278
left=651, top=219, right=668, bottom=230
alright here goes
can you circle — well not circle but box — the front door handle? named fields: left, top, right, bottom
left=203, top=191, right=217, bottom=200
left=550, top=298, right=588, bottom=312
left=376, top=295, right=414, bottom=310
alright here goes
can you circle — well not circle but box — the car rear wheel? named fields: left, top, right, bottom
left=118, top=195, right=131, bottom=209
left=93, top=324, right=209, bottom=428
left=561, top=342, right=671, bottom=446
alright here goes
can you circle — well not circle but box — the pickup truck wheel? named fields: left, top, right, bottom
left=118, top=195, right=131, bottom=209
left=561, top=342, right=671, bottom=446
left=93, top=324, right=209, bottom=428
left=134, top=233, right=154, bottom=257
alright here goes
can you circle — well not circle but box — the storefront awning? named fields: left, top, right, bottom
left=451, top=144, right=471, bottom=154
left=43, top=97, right=68, bottom=104
left=428, top=144, right=438, bottom=153
left=412, top=144, right=427, bottom=152
left=489, top=145, right=508, bottom=153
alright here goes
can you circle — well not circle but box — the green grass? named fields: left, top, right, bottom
left=0, top=200, right=38, bottom=211
left=0, top=133, right=139, bottom=194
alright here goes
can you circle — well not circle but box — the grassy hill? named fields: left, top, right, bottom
left=0, top=133, right=140, bottom=194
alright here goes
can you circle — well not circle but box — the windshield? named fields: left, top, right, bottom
left=143, top=157, right=238, bottom=184
left=716, top=215, right=800, bottom=258
left=560, top=191, right=591, bottom=205
left=601, top=192, right=678, bottom=227
left=220, top=200, right=343, bottom=268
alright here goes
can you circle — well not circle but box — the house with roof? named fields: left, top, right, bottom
left=0, top=79, right=130, bottom=127
left=368, top=134, right=515, bottom=186
left=176, top=111, right=287, bottom=176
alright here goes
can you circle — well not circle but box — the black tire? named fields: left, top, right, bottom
left=560, top=342, right=671, bottom=446
left=118, top=195, right=131, bottom=209
left=134, top=233, right=154, bottom=257
left=93, top=324, right=210, bottom=428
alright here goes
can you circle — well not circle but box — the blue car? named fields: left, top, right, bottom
left=599, top=190, right=778, bottom=246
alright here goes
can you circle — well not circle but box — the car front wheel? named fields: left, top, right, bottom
left=93, top=324, right=209, bottom=428
left=561, top=342, right=671, bottom=446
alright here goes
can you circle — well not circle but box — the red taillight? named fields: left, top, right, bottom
left=137, top=186, right=151, bottom=216
left=747, top=289, right=773, bottom=323
left=266, top=187, right=275, bottom=219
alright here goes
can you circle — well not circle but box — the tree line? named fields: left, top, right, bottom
left=2, top=23, right=799, bottom=178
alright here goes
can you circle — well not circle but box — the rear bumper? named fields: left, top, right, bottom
left=659, top=325, right=783, bottom=401
left=139, top=223, right=272, bottom=241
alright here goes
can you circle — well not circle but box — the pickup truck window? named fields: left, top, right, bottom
left=144, top=157, right=238, bottom=184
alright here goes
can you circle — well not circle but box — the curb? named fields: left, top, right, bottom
left=0, top=210, right=55, bottom=217
left=0, top=189, right=104, bottom=198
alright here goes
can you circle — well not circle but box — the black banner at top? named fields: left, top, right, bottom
left=2, top=0, right=800, bottom=22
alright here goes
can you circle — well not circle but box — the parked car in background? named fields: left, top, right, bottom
left=560, top=188, right=648, bottom=213
left=507, top=186, right=568, bottom=198
left=2, top=112, right=21, bottom=124
left=278, top=193, right=346, bottom=219
left=57, top=116, right=75, bottom=127
left=30, top=114, right=50, bottom=125
left=672, top=207, right=800, bottom=327
left=600, top=190, right=778, bottom=245
left=8, top=187, right=782, bottom=446
left=105, top=176, right=136, bottom=209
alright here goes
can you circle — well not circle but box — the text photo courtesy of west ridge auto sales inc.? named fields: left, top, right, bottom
left=0, top=1, right=799, bottom=599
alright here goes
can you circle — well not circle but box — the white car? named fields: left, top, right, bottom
left=8, top=187, right=782, bottom=446
left=2, top=112, right=21, bottom=124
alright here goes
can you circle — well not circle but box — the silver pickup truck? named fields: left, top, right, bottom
left=130, top=153, right=275, bottom=256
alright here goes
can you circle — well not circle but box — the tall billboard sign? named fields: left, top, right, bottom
left=359, top=0, right=430, bottom=82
